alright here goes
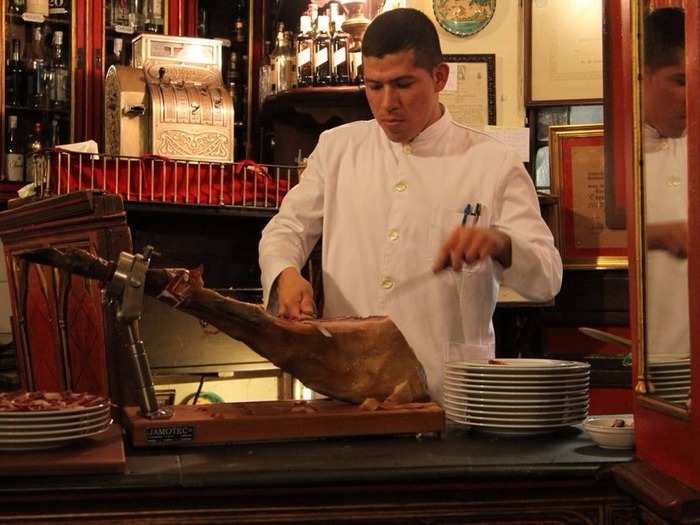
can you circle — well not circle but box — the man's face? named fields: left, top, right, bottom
left=644, top=57, right=686, bottom=138
left=364, top=49, right=448, bottom=143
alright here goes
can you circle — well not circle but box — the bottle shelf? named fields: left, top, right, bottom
left=6, top=12, right=70, bottom=26
left=4, top=104, right=70, bottom=116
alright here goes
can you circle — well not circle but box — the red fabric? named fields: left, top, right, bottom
left=47, top=151, right=290, bottom=208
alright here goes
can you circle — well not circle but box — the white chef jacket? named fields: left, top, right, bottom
left=643, top=124, right=689, bottom=361
left=259, top=108, right=563, bottom=402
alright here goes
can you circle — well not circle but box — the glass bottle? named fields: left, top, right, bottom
left=233, top=16, right=246, bottom=44
left=144, top=0, right=163, bottom=33
left=6, top=40, right=25, bottom=108
left=26, top=0, right=48, bottom=15
left=313, top=15, right=332, bottom=86
left=259, top=40, right=273, bottom=107
left=330, top=19, right=350, bottom=85
left=197, top=6, right=207, bottom=37
left=227, top=51, right=243, bottom=121
left=107, top=38, right=125, bottom=68
left=26, top=25, right=48, bottom=109
left=5, top=116, right=25, bottom=182
left=271, top=23, right=295, bottom=93
left=8, top=0, right=26, bottom=14
left=296, top=15, right=314, bottom=87
left=25, top=122, right=45, bottom=183
left=49, top=117, right=61, bottom=147
left=48, top=30, right=69, bottom=109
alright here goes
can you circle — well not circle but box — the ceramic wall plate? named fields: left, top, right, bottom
left=433, top=0, right=496, bottom=37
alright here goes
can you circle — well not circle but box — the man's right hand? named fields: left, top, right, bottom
left=274, top=267, right=317, bottom=320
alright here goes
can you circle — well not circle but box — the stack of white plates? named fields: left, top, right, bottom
left=0, top=401, right=112, bottom=451
left=648, top=357, right=690, bottom=404
left=443, top=358, right=590, bottom=436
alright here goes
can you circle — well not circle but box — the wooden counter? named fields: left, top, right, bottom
left=0, top=423, right=637, bottom=524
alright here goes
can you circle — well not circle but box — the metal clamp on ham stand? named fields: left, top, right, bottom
left=104, top=246, right=172, bottom=420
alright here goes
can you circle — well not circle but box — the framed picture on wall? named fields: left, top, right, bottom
left=525, top=0, right=604, bottom=104
left=439, top=54, right=496, bottom=127
left=549, top=124, right=627, bottom=269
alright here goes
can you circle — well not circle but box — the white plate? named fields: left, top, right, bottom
left=651, top=380, right=690, bottom=388
left=444, top=372, right=589, bottom=385
left=445, top=409, right=587, bottom=424
left=443, top=395, right=589, bottom=411
left=0, top=406, right=110, bottom=425
left=0, top=421, right=111, bottom=450
left=443, top=384, right=588, bottom=397
left=0, top=418, right=111, bottom=439
left=443, top=400, right=587, bottom=416
left=445, top=414, right=582, bottom=435
left=443, top=396, right=588, bottom=411
left=446, top=359, right=589, bottom=373
left=444, top=390, right=589, bottom=405
left=0, top=402, right=110, bottom=419
left=443, top=379, right=588, bottom=392
left=0, top=411, right=111, bottom=431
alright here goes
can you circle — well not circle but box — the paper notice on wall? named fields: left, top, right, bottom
left=482, top=126, right=530, bottom=163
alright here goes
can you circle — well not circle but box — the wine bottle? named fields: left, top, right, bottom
left=25, top=121, right=45, bottom=183
left=296, top=15, right=314, bottom=87
left=330, top=19, right=350, bottom=85
left=48, top=31, right=69, bottom=109
left=26, top=25, right=48, bottom=108
left=6, top=40, right=25, bottom=107
left=4, top=116, right=25, bottom=182
left=313, top=15, right=332, bottom=86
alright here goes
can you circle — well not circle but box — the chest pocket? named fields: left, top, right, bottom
left=426, top=204, right=492, bottom=273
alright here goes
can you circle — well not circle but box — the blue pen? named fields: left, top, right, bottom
left=461, top=203, right=472, bottom=226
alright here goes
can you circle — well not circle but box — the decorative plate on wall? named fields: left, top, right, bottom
left=433, top=0, right=497, bottom=37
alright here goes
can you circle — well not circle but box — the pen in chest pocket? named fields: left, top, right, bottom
left=461, top=202, right=482, bottom=227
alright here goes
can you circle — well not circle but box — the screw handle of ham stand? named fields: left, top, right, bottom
left=125, top=320, right=172, bottom=419
left=110, top=246, right=172, bottom=420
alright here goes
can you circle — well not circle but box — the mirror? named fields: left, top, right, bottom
left=639, top=4, right=690, bottom=411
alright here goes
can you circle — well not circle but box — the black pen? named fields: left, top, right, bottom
left=461, top=204, right=472, bottom=226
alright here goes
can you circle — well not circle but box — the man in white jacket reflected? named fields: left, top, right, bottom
left=259, top=8, right=562, bottom=402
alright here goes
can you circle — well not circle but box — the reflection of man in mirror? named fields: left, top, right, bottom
left=643, top=7, right=688, bottom=362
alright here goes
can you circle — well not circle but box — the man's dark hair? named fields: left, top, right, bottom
left=644, top=8, right=684, bottom=70
left=362, top=8, right=443, bottom=72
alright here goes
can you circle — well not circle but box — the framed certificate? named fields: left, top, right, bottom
left=549, top=124, right=627, bottom=269
left=439, top=54, right=496, bottom=126
left=525, top=0, right=604, bottom=105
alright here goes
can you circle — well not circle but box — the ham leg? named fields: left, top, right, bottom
left=21, top=248, right=430, bottom=405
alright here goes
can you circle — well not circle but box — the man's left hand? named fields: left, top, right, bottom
left=432, top=226, right=512, bottom=272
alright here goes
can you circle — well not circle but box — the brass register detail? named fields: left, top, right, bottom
left=104, top=35, right=234, bottom=163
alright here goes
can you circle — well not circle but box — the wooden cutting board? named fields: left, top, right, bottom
left=123, top=399, right=445, bottom=447
left=0, top=424, right=126, bottom=476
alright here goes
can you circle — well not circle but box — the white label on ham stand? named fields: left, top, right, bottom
left=145, top=425, right=195, bottom=443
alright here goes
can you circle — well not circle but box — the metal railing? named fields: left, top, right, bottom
left=35, top=150, right=299, bottom=210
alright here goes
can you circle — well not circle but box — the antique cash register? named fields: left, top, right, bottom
left=104, top=34, right=235, bottom=163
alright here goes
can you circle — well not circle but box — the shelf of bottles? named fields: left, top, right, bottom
left=196, top=0, right=249, bottom=158
left=260, top=1, right=382, bottom=100
left=105, top=0, right=166, bottom=70
left=3, top=0, right=71, bottom=183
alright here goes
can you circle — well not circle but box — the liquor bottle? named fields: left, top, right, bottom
left=271, top=23, right=295, bottom=93
left=296, top=15, right=314, bottom=87
left=26, top=25, right=48, bottom=109
left=49, top=117, right=61, bottom=146
left=197, top=6, right=207, bottom=37
left=233, top=16, right=246, bottom=44
left=313, top=15, right=332, bottom=86
left=25, top=122, right=45, bottom=183
left=6, top=40, right=25, bottom=108
left=227, top=51, right=243, bottom=122
left=107, top=38, right=125, bottom=68
left=26, top=0, right=48, bottom=15
left=4, top=116, right=25, bottom=182
left=308, top=1, right=319, bottom=31
left=330, top=19, right=350, bottom=85
left=48, top=30, right=69, bottom=109
left=8, top=0, right=26, bottom=14
left=144, top=0, right=163, bottom=33
left=259, top=40, right=273, bottom=106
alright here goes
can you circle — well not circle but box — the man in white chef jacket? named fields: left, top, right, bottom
left=259, top=8, right=563, bottom=402
left=642, top=8, right=688, bottom=361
